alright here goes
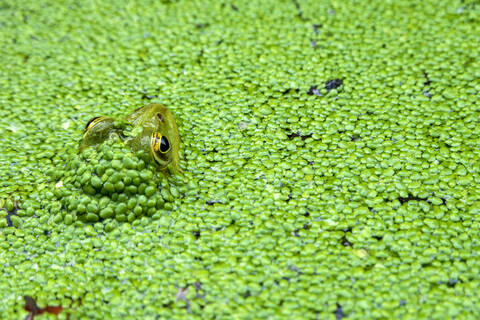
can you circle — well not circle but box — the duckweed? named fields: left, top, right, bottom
left=52, top=138, right=182, bottom=224
left=1, top=0, right=480, bottom=319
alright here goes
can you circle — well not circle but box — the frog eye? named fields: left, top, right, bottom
left=156, top=113, right=164, bottom=122
left=84, top=116, right=108, bottom=133
left=151, top=132, right=170, bottom=154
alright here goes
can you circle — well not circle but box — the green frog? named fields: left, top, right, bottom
left=80, top=104, right=183, bottom=175
left=0, top=104, right=184, bottom=228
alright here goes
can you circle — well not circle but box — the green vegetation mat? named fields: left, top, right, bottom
left=1, top=0, right=479, bottom=319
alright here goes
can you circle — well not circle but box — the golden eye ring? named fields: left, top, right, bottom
left=151, top=132, right=171, bottom=155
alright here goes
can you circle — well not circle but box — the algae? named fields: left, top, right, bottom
left=0, top=0, right=479, bottom=319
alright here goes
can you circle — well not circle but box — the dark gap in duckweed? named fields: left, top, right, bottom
left=363, top=262, right=375, bottom=272
left=202, top=147, right=218, bottom=154
left=194, top=282, right=206, bottom=300
left=399, top=300, right=407, bottom=306
left=205, top=200, right=222, bottom=205
left=194, top=23, right=209, bottom=30
left=389, top=249, right=401, bottom=260
left=325, top=79, right=343, bottom=92
left=423, top=71, right=432, bottom=87
left=397, top=194, right=428, bottom=204
left=446, top=278, right=460, bottom=288
left=161, top=301, right=173, bottom=310
left=22, top=54, right=30, bottom=63
left=287, top=131, right=313, bottom=140
left=307, top=85, right=321, bottom=96
left=181, top=293, right=192, bottom=313
left=230, top=4, right=239, bottom=11
left=423, top=70, right=433, bottom=99
left=350, top=134, right=361, bottom=141
left=5, top=212, right=13, bottom=227
left=193, top=230, right=200, bottom=239
left=1, top=199, right=19, bottom=228
left=335, top=303, right=344, bottom=320
left=291, top=0, right=307, bottom=21
left=341, top=227, right=353, bottom=247
left=141, top=93, right=157, bottom=100
left=282, top=88, right=300, bottom=95
left=290, top=267, right=301, bottom=276
left=100, top=298, right=110, bottom=308
left=341, top=236, right=353, bottom=247
left=196, top=49, right=204, bottom=65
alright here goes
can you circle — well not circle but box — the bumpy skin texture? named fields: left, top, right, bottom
left=80, top=104, right=182, bottom=175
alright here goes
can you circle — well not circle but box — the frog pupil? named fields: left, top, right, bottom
left=156, top=113, right=164, bottom=122
left=160, top=136, right=170, bottom=153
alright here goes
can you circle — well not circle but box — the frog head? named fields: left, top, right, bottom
left=80, top=104, right=182, bottom=175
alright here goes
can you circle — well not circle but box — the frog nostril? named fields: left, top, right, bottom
left=156, top=113, right=164, bottom=122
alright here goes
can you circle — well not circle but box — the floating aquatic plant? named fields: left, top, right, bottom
left=0, top=0, right=479, bottom=319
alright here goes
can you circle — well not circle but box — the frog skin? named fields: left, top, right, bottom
left=124, top=104, right=183, bottom=174
left=80, top=104, right=182, bottom=175
left=79, top=116, right=118, bottom=153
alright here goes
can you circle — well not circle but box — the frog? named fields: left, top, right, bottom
left=80, top=104, right=183, bottom=175
left=0, top=104, right=185, bottom=228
